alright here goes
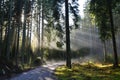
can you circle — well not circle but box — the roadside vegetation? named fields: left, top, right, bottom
left=55, top=63, right=120, bottom=80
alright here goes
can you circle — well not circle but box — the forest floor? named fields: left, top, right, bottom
left=55, top=63, right=120, bottom=80
left=2, top=60, right=120, bottom=80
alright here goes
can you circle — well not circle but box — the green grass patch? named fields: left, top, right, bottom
left=55, top=63, right=120, bottom=80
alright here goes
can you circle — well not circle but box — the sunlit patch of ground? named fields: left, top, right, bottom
left=55, top=63, right=120, bottom=80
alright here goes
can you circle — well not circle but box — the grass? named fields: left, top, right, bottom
left=55, top=63, right=120, bottom=80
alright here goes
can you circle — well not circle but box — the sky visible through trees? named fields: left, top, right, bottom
left=78, top=0, right=86, bottom=18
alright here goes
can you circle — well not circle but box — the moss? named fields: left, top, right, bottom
left=55, top=63, right=120, bottom=80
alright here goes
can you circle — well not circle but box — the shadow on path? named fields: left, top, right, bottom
left=10, top=61, right=65, bottom=80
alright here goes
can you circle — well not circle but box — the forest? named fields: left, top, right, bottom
left=0, top=0, right=120, bottom=80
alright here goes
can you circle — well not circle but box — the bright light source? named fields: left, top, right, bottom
left=21, top=13, right=24, bottom=23
left=78, top=0, right=86, bottom=18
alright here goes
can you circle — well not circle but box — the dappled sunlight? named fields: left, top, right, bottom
left=42, top=60, right=65, bottom=70
left=55, top=63, right=120, bottom=80
left=95, top=63, right=113, bottom=68
left=31, top=35, right=39, bottom=52
left=11, top=66, right=57, bottom=80
left=70, top=28, right=104, bottom=59
left=55, top=72, right=65, bottom=75
left=0, top=0, right=120, bottom=80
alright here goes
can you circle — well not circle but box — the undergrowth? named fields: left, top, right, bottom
left=55, top=63, right=120, bottom=80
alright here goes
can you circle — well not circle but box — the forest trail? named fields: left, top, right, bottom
left=10, top=61, right=65, bottom=80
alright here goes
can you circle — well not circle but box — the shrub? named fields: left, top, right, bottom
left=33, top=57, right=42, bottom=66
left=43, top=47, right=90, bottom=60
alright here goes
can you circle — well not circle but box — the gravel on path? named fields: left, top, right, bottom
left=10, top=61, right=65, bottom=80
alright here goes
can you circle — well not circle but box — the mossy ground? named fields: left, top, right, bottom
left=55, top=63, right=120, bottom=80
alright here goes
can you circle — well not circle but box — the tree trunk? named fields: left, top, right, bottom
left=26, top=22, right=30, bottom=64
left=65, top=0, right=71, bottom=68
left=107, top=0, right=118, bottom=67
left=0, top=0, right=2, bottom=57
left=21, top=0, right=27, bottom=68
left=41, top=1, right=44, bottom=62
left=103, top=41, right=107, bottom=62
left=6, top=0, right=13, bottom=60
left=28, top=21, right=32, bottom=65
left=37, top=6, right=40, bottom=56
left=28, top=6, right=33, bottom=66
left=16, top=21, right=20, bottom=65
left=13, top=25, right=17, bottom=62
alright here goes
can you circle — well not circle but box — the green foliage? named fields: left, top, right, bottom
left=75, top=47, right=90, bottom=57
left=89, top=0, right=111, bottom=42
left=0, top=0, right=81, bottom=68
left=89, top=0, right=120, bottom=41
left=43, top=48, right=65, bottom=60
left=55, top=63, right=120, bottom=80
left=43, top=48, right=90, bottom=60
left=56, top=41, right=64, bottom=48
left=114, top=3, right=120, bottom=14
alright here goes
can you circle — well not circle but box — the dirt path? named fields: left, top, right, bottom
left=10, top=61, right=65, bottom=80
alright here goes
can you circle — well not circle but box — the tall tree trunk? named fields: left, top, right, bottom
left=28, top=6, right=33, bottom=66
left=15, top=0, right=24, bottom=65
left=21, top=0, right=27, bottom=67
left=6, top=0, right=13, bottom=60
left=37, top=6, right=40, bottom=56
left=29, top=18, right=32, bottom=66
left=107, top=0, right=118, bottom=67
left=13, top=25, right=17, bottom=62
left=16, top=21, right=20, bottom=65
left=65, top=0, right=71, bottom=68
left=26, top=22, right=30, bottom=64
left=0, top=0, right=2, bottom=57
left=41, top=1, right=44, bottom=62
left=38, top=11, right=41, bottom=56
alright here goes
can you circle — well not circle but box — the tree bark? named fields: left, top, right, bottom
left=41, top=0, right=44, bottom=62
left=0, top=0, right=2, bottom=57
left=21, top=0, right=27, bottom=67
left=65, top=0, right=71, bottom=68
left=107, top=0, right=118, bottom=67
left=6, top=0, right=13, bottom=60
left=37, top=6, right=40, bottom=56
left=103, top=41, right=107, bottom=62
left=16, top=21, right=20, bottom=65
